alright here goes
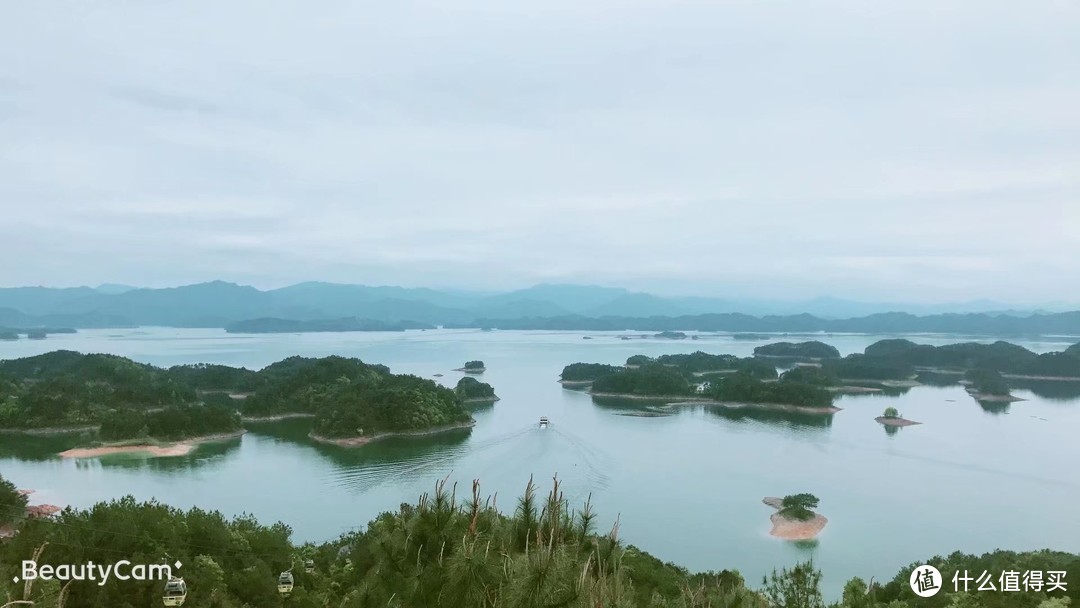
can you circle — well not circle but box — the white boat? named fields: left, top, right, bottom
left=539, top=416, right=549, bottom=428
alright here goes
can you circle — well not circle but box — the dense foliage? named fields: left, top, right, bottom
left=626, top=354, right=654, bottom=366
left=780, top=366, right=839, bottom=387
left=965, top=369, right=1011, bottom=396
left=0, top=351, right=195, bottom=429
left=0, top=473, right=28, bottom=525
left=0, top=351, right=479, bottom=442
left=239, top=356, right=390, bottom=416
left=464, top=360, right=486, bottom=370
left=99, top=403, right=243, bottom=442
left=861, top=339, right=1080, bottom=377
left=708, top=373, right=835, bottom=409
left=882, top=406, right=900, bottom=419
left=167, top=363, right=262, bottom=391
left=755, top=341, right=841, bottom=359
left=561, top=362, right=624, bottom=381
left=455, top=376, right=497, bottom=400
left=590, top=364, right=693, bottom=396
left=0, top=478, right=1076, bottom=608
left=822, top=354, right=915, bottom=381
left=656, top=351, right=740, bottom=372
left=311, top=374, right=472, bottom=439
left=778, top=493, right=820, bottom=521
left=0, top=479, right=765, bottom=608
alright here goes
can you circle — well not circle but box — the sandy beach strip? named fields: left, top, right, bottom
left=241, top=412, right=316, bottom=422
left=58, top=430, right=246, bottom=459
left=875, top=416, right=921, bottom=427
left=309, top=420, right=477, bottom=448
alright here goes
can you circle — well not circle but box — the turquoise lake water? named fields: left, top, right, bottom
left=2, top=328, right=1079, bottom=598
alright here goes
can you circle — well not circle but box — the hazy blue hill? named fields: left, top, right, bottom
left=583, top=293, right=690, bottom=317
left=1, top=281, right=1077, bottom=334
left=0, top=307, right=131, bottom=329
left=94, top=283, right=137, bottom=294
left=473, top=311, right=1080, bottom=335
left=269, top=282, right=477, bottom=311
left=0, top=286, right=101, bottom=314
left=471, top=299, right=572, bottom=319
left=77, top=281, right=271, bottom=326
left=476, top=284, right=630, bottom=315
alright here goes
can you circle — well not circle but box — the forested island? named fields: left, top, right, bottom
left=2, top=472, right=1076, bottom=607
left=562, top=337, right=1079, bottom=416
left=225, top=317, right=434, bottom=333
left=455, top=360, right=487, bottom=373
left=562, top=351, right=837, bottom=412
left=455, top=376, right=499, bottom=402
left=754, top=341, right=841, bottom=360
left=763, top=494, right=828, bottom=540
left=0, top=326, right=76, bottom=340
left=0, top=351, right=487, bottom=453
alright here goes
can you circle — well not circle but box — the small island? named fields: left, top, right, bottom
left=754, top=341, right=841, bottom=360
left=875, top=406, right=920, bottom=427
left=964, top=369, right=1023, bottom=403
left=654, top=331, right=688, bottom=339
left=763, top=494, right=828, bottom=540
left=27, top=329, right=47, bottom=340
left=455, top=377, right=499, bottom=403
left=567, top=353, right=840, bottom=414
left=454, top=360, right=487, bottom=374
left=0, top=331, right=17, bottom=341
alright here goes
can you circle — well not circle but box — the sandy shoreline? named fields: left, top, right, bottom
left=763, top=497, right=828, bottom=540
left=58, top=430, right=246, bottom=459
left=558, top=379, right=595, bottom=387
left=589, top=391, right=716, bottom=402
left=454, top=367, right=486, bottom=373
left=965, top=389, right=1024, bottom=403
left=827, top=385, right=883, bottom=394
left=587, top=389, right=840, bottom=415
left=310, top=420, right=477, bottom=448
left=241, top=412, right=316, bottom=422
left=875, top=416, right=921, bottom=427
left=917, top=367, right=1080, bottom=382
left=462, top=396, right=501, bottom=404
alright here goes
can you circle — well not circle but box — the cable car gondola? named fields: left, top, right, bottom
left=278, top=571, right=295, bottom=595
left=162, top=577, right=187, bottom=606
left=304, top=559, right=315, bottom=574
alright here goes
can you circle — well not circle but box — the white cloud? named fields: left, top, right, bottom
left=0, top=0, right=1077, bottom=303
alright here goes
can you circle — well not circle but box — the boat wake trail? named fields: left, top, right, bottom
left=324, top=426, right=536, bottom=492
left=550, top=428, right=613, bottom=492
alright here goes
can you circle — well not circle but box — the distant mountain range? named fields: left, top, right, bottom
left=0, top=281, right=1077, bottom=335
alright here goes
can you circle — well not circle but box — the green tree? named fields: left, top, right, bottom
left=779, top=494, right=819, bottom=521
left=883, top=407, right=900, bottom=419
left=762, top=560, right=824, bottom=608
left=0, top=473, right=28, bottom=525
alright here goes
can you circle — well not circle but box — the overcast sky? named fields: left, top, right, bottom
left=1, top=1, right=1078, bottom=303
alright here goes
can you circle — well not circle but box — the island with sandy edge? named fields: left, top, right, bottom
left=310, top=420, right=477, bottom=448
left=58, top=430, right=246, bottom=459
left=763, top=496, right=828, bottom=540
left=875, top=416, right=921, bottom=427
